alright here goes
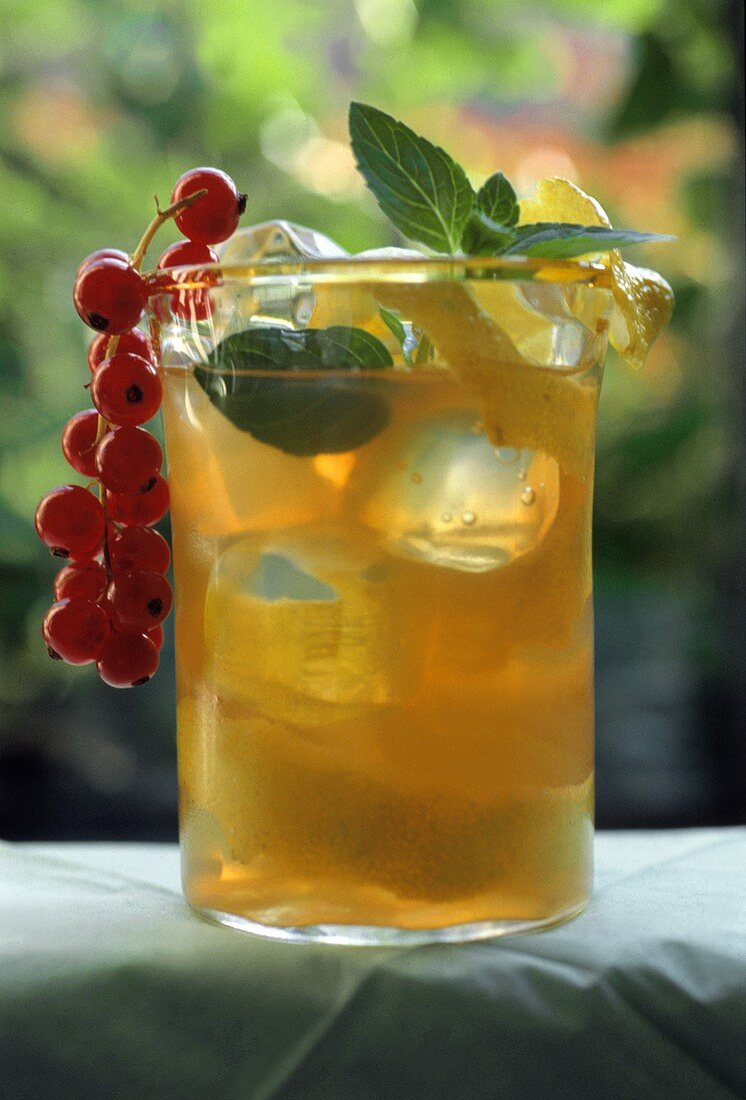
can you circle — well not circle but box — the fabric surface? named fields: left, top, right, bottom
left=1, top=830, right=745, bottom=1099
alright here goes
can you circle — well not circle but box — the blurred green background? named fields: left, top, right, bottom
left=0, top=0, right=743, bottom=837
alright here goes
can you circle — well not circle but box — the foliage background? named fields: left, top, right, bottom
left=0, top=0, right=743, bottom=837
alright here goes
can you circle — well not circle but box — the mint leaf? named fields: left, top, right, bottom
left=206, top=325, right=393, bottom=372
left=195, top=325, right=392, bottom=456
left=378, top=306, right=413, bottom=364
left=378, top=306, right=406, bottom=347
left=476, top=172, right=519, bottom=227
left=309, top=326, right=393, bottom=369
left=461, top=210, right=516, bottom=255
left=349, top=102, right=475, bottom=252
left=504, top=223, right=675, bottom=259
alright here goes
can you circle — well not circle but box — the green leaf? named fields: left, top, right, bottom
left=476, top=172, right=519, bottom=227
left=195, top=325, right=393, bottom=457
left=378, top=306, right=413, bottom=365
left=504, top=223, right=675, bottom=259
left=460, top=210, right=516, bottom=256
left=349, top=101, right=475, bottom=253
left=378, top=306, right=406, bottom=347
left=206, top=325, right=393, bottom=373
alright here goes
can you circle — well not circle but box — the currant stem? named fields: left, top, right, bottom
left=93, top=187, right=207, bottom=572
left=130, top=188, right=208, bottom=271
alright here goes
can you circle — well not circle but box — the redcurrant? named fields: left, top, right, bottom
left=35, top=485, right=105, bottom=559
left=54, top=560, right=107, bottom=603
left=156, top=240, right=219, bottom=322
left=88, top=329, right=153, bottom=373
left=157, top=240, right=219, bottom=268
left=108, top=525, right=171, bottom=574
left=148, top=624, right=164, bottom=650
left=76, top=248, right=129, bottom=280
left=95, top=426, right=162, bottom=494
left=43, top=598, right=110, bottom=664
left=91, top=353, right=162, bottom=427
left=107, top=570, right=172, bottom=630
left=107, top=475, right=169, bottom=527
left=61, top=409, right=103, bottom=478
left=99, top=594, right=122, bottom=628
left=97, top=631, right=159, bottom=687
left=73, top=258, right=147, bottom=334
left=171, top=168, right=246, bottom=245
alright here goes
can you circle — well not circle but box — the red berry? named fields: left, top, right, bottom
left=171, top=168, right=246, bottom=245
left=97, top=631, right=159, bottom=687
left=108, top=525, right=171, bottom=574
left=149, top=271, right=211, bottom=324
left=156, top=240, right=219, bottom=322
left=35, top=485, right=105, bottom=559
left=88, top=329, right=153, bottom=373
left=73, top=258, right=147, bottom=334
left=91, top=353, right=162, bottom=426
left=54, top=560, right=107, bottom=602
left=157, top=240, right=219, bottom=268
left=76, top=249, right=129, bottom=280
left=61, top=409, right=103, bottom=478
left=107, top=474, right=169, bottom=526
left=43, top=598, right=110, bottom=664
left=99, top=595, right=122, bottom=628
left=107, top=570, right=172, bottom=630
left=148, top=624, right=164, bottom=650
left=95, top=426, right=162, bottom=494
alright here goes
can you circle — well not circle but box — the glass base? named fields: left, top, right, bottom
left=191, top=899, right=588, bottom=946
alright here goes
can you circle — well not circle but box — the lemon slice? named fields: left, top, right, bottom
left=519, top=178, right=673, bottom=369
left=375, top=280, right=598, bottom=476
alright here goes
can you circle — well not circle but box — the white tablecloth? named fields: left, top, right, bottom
left=2, top=830, right=745, bottom=1098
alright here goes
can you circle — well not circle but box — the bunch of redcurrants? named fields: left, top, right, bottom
left=35, top=168, right=245, bottom=687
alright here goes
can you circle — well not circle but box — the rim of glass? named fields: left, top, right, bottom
left=148, top=254, right=613, bottom=294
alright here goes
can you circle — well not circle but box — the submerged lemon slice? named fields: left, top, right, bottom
left=519, top=177, right=674, bottom=369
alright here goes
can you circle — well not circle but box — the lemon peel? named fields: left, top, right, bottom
left=375, top=281, right=598, bottom=476
left=518, top=178, right=673, bottom=369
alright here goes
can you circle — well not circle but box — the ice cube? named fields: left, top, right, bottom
left=217, top=220, right=349, bottom=264
left=217, top=231, right=426, bottom=357
left=214, top=221, right=348, bottom=330
left=469, top=280, right=599, bottom=369
left=204, top=525, right=422, bottom=725
left=352, top=247, right=428, bottom=261
left=360, top=412, right=560, bottom=572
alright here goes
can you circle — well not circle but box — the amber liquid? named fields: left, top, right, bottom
left=163, top=360, right=597, bottom=934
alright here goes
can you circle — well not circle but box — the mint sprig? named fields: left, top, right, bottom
left=349, top=102, right=673, bottom=260
left=349, top=101, right=475, bottom=253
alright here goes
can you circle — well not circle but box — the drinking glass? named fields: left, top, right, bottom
left=148, top=256, right=612, bottom=945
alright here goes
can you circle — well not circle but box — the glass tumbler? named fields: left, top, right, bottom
left=148, top=256, right=612, bottom=945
